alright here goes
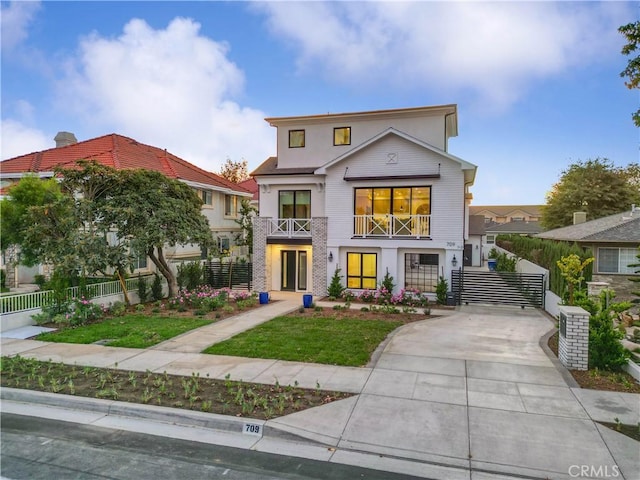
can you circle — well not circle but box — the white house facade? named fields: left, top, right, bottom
left=252, top=105, right=477, bottom=299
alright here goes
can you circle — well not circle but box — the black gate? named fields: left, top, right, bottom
left=204, top=262, right=252, bottom=290
left=451, top=269, right=545, bottom=308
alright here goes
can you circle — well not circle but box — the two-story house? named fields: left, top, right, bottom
left=0, top=132, right=252, bottom=286
left=252, top=105, right=477, bottom=298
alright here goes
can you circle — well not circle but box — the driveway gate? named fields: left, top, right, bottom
left=451, top=269, right=545, bottom=308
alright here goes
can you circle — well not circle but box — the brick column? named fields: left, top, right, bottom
left=252, top=217, right=269, bottom=293
left=558, top=305, right=590, bottom=371
left=311, top=217, right=328, bottom=297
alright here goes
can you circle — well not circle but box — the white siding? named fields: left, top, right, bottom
left=257, top=178, right=326, bottom=219
left=276, top=114, right=447, bottom=169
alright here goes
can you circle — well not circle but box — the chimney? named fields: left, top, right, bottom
left=573, top=212, right=587, bottom=225
left=54, top=131, right=77, bottom=148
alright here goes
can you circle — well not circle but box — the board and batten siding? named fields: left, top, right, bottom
left=276, top=115, right=447, bottom=169
left=324, top=135, right=465, bottom=248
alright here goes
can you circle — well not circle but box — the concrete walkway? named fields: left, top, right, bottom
left=1, top=298, right=639, bottom=479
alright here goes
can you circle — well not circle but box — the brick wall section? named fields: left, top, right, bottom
left=558, top=305, right=590, bottom=371
left=252, top=217, right=268, bottom=293
left=312, top=217, right=328, bottom=297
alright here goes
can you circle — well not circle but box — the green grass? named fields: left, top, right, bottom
left=203, top=315, right=402, bottom=366
left=35, top=315, right=213, bottom=348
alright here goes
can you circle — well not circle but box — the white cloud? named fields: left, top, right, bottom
left=57, top=17, right=274, bottom=171
left=256, top=1, right=631, bottom=111
left=1, top=120, right=51, bottom=160
left=1, top=0, right=41, bottom=53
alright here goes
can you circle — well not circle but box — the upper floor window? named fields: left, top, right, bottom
left=597, top=247, right=636, bottom=274
left=334, top=127, right=351, bottom=146
left=202, top=190, right=212, bottom=205
left=354, top=187, right=431, bottom=217
left=510, top=217, right=523, bottom=222
left=279, top=190, right=311, bottom=218
left=289, top=129, right=305, bottom=148
left=225, top=195, right=238, bottom=216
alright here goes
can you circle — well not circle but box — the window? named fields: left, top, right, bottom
left=202, top=190, right=212, bottom=205
left=289, top=129, right=305, bottom=148
left=405, top=253, right=438, bottom=292
left=597, top=247, right=636, bottom=274
left=486, top=235, right=496, bottom=245
left=218, top=237, right=230, bottom=252
left=279, top=190, right=311, bottom=218
left=354, top=186, right=431, bottom=236
left=334, top=127, right=351, bottom=146
left=225, top=195, right=237, bottom=216
left=347, top=252, right=377, bottom=289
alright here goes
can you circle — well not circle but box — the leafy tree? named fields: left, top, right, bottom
left=219, top=158, right=249, bottom=184
left=619, top=21, right=640, bottom=127
left=541, top=159, right=640, bottom=230
left=629, top=246, right=640, bottom=304
left=102, top=168, right=214, bottom=298
left=234, top=198, right=256, bottom=254
left=556, top=254, right=594, bottom=306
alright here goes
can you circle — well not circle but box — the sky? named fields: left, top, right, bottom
left=1, top=1, right=638, bottom=205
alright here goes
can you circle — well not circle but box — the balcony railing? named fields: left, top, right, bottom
left=354, top=214, right=431, bottom=238
left=267, top=218, right=312, bottom=238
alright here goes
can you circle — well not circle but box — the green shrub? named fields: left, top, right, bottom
left=379, top=271, right=395, bottom=294
left=0, top=269, right=5, bottom=289
left=177, top=261, right=204, bottom=291
left=436, top=276, right=448, bottom=305
left=151, top=274, right=164, bottom=301
left=495, top=252, right=517, bottom=272
left=135, top=304, right=145, bottom=313
left=110, top=301, right=127, bottom=317
left=327, top=267, right=346, bottom=298
left=137, top=275, right=149, bottom=303
left=588, top=291, right=631, bottom=371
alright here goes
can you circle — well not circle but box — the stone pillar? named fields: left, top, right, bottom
left=4, top=246, right=18, bottom=288
left=311, top=217, right=328, bottom=297
left=558, top=305, right=590, bottom=371
left=252, top=217, right=268, bottom=293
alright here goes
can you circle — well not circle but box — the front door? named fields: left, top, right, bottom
left=281, top=250, right=309, bottom=291
left=464, top=244, right=473, bottom=267
left=281, top=250, right=296, bottom=291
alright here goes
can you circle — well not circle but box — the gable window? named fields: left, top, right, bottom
left=225, top=195, right=237, bottom=216
left=347, top=252, right=377, bottom=289
left=202, top=190, right=212, bottom=205
left=289, top=129, right=305, bottom=148
left=279, top=190, right=311, bottom=219
left=597, top=247, right=636, bottom=274
left=334, top=127, right=351, bottom=146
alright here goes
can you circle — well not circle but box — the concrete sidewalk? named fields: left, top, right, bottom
left=1, top=299, right=639, bottom=479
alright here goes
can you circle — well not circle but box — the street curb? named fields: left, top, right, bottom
left=0, top=387, right=323, bottom=444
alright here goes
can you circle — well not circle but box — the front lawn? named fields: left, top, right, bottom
left=203, top=315, right=403, bottom=366
left=35, top=315, right=212, bottom=348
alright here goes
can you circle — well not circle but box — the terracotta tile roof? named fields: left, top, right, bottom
left=0, top=133, right=250, bottom=195
left=238, top=177, right=259, bottom=201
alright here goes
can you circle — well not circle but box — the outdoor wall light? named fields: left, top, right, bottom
left=451, top=255, right=458, bottom=267
left=328, top=251, right=334, bottom=262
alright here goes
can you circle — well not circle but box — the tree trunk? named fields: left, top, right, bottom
left=116, top=268, right=130, bottom=305
left=147, top=246, right=177, bottom=298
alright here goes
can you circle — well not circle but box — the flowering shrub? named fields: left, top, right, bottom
left=168, top=286, right=255, bottom=312
left=343, top=287, right=430, bottom=307
left=67, top=297, right=105, bottom=325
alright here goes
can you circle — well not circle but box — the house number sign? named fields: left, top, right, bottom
left=243, top=422, right=262, bottom=436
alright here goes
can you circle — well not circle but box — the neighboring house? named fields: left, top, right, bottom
left=536, top=207, right=640, bottom=300
left=484, top=219, right=544, bottom=248
left=238, top=177, right=259, bottom=210
left=470, top=205, right=542, bottom=224
left=252, top=104, right=477, bottom=298
left=0, top=132, right=251, bottom=285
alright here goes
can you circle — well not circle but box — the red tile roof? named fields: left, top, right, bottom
left=238, top=177, right=259, bottom=201
left=0, top=133, right=250, bottom=194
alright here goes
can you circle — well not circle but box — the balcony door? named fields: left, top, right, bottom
left=281, top=250, right=308, bottom=291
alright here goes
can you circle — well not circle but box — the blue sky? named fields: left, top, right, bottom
left=2, top=1, right=638, bottom=205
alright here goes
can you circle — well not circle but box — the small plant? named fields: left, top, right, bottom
left=327, top=267, right=346, bottom=299
left=298, top=306, right=305, bottom=313
left=110, top=301, right=127, bottom=317
left=151, top=274, right=164, bottom=301
left=379, top=270, right=395, bottom=293
left=135, top=304, right=145, bottom=313
left=423, top=307, right=431, bottom=316
left=137, top=274, right=149, bottom=303
left=436, top=276, right=448, bottom=305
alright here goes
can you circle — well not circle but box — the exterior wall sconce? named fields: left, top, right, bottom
left=451, top=255, right=458, bottom=267
left=328, top=251, right=334, bottom=262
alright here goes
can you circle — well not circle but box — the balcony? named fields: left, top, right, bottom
left=267, top=218, right=312, bottom=238
left=354, top=214, right=431, bottom=238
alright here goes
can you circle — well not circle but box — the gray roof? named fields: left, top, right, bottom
left=251, top=156, right=317, bottom=176
left=468, top=215, right=486, bottom=235
left=536, top=210, right=640, bottom=243
left=486, top=220, right=543, bottom=235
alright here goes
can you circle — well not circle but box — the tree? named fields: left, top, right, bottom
left=234, top=198, right=256, bottom=254
left=219, top=158, right=249, bottom=184
left=541, top=159, right=640, bottom=230
left=102, top=168, right=214, bottom=298
left=629, top=246, right=640, bottom=304
left=619, top=21, right=640, bottom=127
left=556, top=254, right=594, bottom=306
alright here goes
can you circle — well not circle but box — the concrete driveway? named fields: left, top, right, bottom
left=268, top=305, right=640, bottom=480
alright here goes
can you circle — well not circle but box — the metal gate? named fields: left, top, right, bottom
left=451, top=269, right=545, bottom=308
